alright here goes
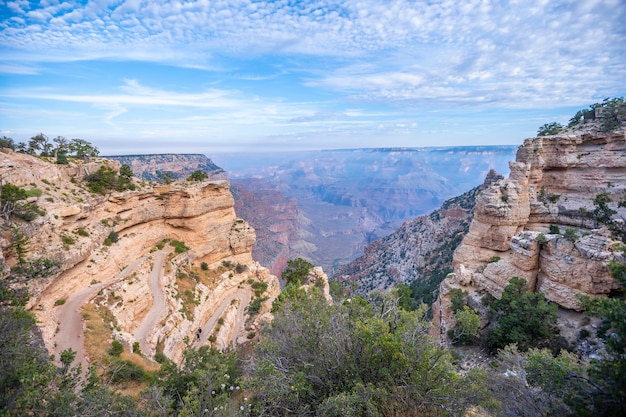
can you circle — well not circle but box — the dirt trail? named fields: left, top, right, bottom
left=194, top=290, right=251, bottom=349
left=53, top=257, right=145, bottom=371
left=133, top=251, right=166, bottom=355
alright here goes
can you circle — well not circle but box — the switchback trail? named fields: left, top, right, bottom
left=133, top=251, right=166, bottom=356
left=194, top=290, right=251, bottom=349
left=53, top=257, right=145, bottom=372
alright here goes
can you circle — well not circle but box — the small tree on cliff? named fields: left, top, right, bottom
left=187, top=170, right=208, bottom=182
left=537, top=122, right=563, bottom=136
left=281, top=257, right=314, bottom=286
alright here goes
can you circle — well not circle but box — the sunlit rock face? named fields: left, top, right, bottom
left=0, top=150, right=278, bottom=366
left=433, top=124, right=626, bottom=341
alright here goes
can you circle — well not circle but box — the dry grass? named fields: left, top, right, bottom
left=176, top=268, right=197, bottom=320
left=82, top=302, right=116, bottom=362
left=195, top=264, right=225, bottom=290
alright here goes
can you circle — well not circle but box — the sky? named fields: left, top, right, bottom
left=1, top=0, right=625, bottom=155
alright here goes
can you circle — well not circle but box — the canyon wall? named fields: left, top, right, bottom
left=0, top=150, right=278, bottom=366
left=433, top=126, right=626, bottom=342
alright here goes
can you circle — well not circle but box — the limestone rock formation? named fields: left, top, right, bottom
left=0, top=150, right=278, bottom=367
left=433, top=123, right=626, bottom=343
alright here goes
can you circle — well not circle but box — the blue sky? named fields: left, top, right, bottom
left=1, top=0, right=625, bottom=155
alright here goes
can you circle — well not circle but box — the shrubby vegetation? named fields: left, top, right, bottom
left=187, top=170, right=208, bottom=182
left=0, top=182, right=45, bottom=221
left=84, top=164, right=136, bottom=194
left=487, top=277, right=561, bottom=352
left=539, top=97, right=625, bottom=136
left=250, top=288, right=493, bottom=416
left=537, top=122, right=564, bottom=136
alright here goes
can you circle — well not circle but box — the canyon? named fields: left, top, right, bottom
left=216, top=146, right=517, bottom=275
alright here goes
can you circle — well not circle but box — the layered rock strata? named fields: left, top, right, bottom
left=0, top=150, right=278, bottom=366
left=433, top=127, right=626, bottom=342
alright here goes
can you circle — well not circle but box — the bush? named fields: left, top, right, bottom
left=449, top=288, right=468, bottom=313
left=487, top=256, right=501, bottom=263
left=537, top=122, right=564, bottom=136
left=563, top=228, right=578, bottom=241
left=246, top=296, right=268, bottom=316
left=107, top=231, right=119, bottom=243
left=200, top=262, right=209, bottom=271
left=451, top=306, right=481, bottom=345
left=187, top=170, right=208, bottom=182
left=536, top=232, right=548, bottom=244
left=488, top=277, right=560, bottom=352
left=281, top=258, right=314, bottom=286
left=75, top=227, right=89, bottom=237
left=109, top=339, right=123, bottom=357
left=549, top=225, right=560, bottom=234
left=170, top=240, right=188, bottom=253
left=107, top=359, right=145, bottom=383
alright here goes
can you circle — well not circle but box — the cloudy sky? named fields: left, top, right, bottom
left=1, top=0, right=625, bottom=155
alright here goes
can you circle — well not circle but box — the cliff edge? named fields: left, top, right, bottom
left=433, top=111, right=626, bottom=344
left=0, top=150, right=279, bottom=367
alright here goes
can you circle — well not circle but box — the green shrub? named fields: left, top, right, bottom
left=201, top=262, right=209, bottom=271
left=54, top=299, right=66, bottom=306
left=24, top=188, right=42, bottom=197
left=75, top=227, right=89, bottom=237
left=107, top=359, right=145, bottom=383
left=488, top=277, right=560, bottom=352
left=487, top=256, right=501, bottom=263
left=187, top=170, right=208, bottom=182
left=563, top=228, right=578, bottom=241
left=107, top=231, right=119, bottom=243
left=281, top=258, right=314, bottom=286
left=246, top=296, right=268, bottom=316
left=536, top=232, right=548, bottom=244
left=61, top=234, right=75, bottom=246
left=537, top=122, right=564, bottom=136
left=549, top=225, right=560, bottom=234
left=109, top=339, right=123, bottom=357
left=251, top=281, right=268, bottom=297
left=132, top=341, right=141, bottom=354
left=449, top=288, right=468, bottom=313
left=170, top=240, right=188, bottom=253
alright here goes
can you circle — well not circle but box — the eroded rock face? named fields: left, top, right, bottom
left=0, top=151, right=278, bottom=366
left=433, top=126, right=626, bottom=341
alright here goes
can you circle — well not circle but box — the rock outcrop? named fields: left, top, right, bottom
left=433, top=124, right=626, bottom=343
left=0, top=150, right=278, bottom=366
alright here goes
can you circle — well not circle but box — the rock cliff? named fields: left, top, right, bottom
left=433, top=120, right=626, bottom=343
left=333, top=183, right=488, bottom=297
left=107, top=153, right=227, bottom=182
left=0, top=150, right=278, bottom=367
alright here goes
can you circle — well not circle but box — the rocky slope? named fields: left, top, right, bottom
left=230, top=179, right=313, bottom=276
left=0, top=150, right=279, bottom=366
left=332, top=182, right=488, bottom=296
left=433, top=117, right=626, bottom=344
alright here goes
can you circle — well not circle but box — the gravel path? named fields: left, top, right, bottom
left=133, top=251, right=166, bottom=356
left=53, top=257, right=145, bottom=371
left=194, top=290, right=252, bottom=349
